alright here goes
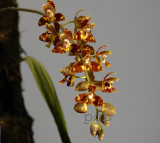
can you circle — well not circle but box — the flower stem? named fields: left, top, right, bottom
left=62, top=20, right=75, bottom=26
left=0, top=7, right=45, bottom=16
left=95, top=106, right=101, bottom=125
left=75, top=76, right=86, bottom=79
left=84, top=69, right=91, bottom=83
left=0, top=7, right=65, bottom=32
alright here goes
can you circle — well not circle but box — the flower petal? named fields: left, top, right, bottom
left=98, top=50, right=112, bottom=57
left=75, top=93, right=89, bottom=103
left=67, top=76, right=75, bottom=86
left=69, top=44, right=81, bottom=56
left=38, top=16, right=51, bottom=26
left=82, top=48, right=91, bottom=57
left=47, top=0, right=55, bottom=9
left=81, top=23, right=95, bottom=31
left=76, top=16, right=91, bottom=29
left=59, top=78, right=66, bottom=84
left=105, top=61, right=111, bottom=67
left=65, top=28, right=73, bottom=40
left=74, top=31, right=81, bottom=41
left=84, top=31, right=96, bottom=43
left=71, top=62, right=85, bottom=73
left=93, top=95, right=104, bottom=106
left=82, top=44, right=95, bottom=55
left=55, top=13, right=65, bottom=21
left=39, top=32, right=52, bottom=42
left=88, top=61, right=103, bottom=72
left=52, top=44, right=69, bottom=54
left=75, top=81, right=103, bottom=91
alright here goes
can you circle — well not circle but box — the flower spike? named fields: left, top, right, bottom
left=38, top=1, right=119, bottom=141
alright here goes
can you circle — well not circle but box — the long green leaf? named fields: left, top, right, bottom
left=25, top=56, right=71, bottom=143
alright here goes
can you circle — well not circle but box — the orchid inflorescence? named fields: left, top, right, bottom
left=38, top=0, right=119, bottom=141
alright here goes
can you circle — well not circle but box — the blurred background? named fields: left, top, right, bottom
left=18, top=0, right=160, bottom=142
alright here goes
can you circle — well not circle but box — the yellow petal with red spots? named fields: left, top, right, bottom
left=74, top=31, right=81, bottom=41
left=64, top=28, right=73, bottom=40
left=59, top=78, right=66, bottom=84
left=39, top=32, right=52, bottom=42
left=105, top=77, right=119, bottom=82
left=38, top=16, right=51, bottom=26
left=88, top=61, right=103, bottom=72
left=92, top=95, right=104, bottom=106
left=105, top=61, right=111, bottom=67
left=69, top=44, right=81, bottom=56
left=82, top=48, right=91, bottom=57
left=71, top=62, right=85, bottom=73
left=75, top=93, right=89, bottom=103
left=47, top=0, right=55, bottom=9
left=52, top=44, right=69, bottom=54
left=75, top=81, right=103, bottom=91
left=98, top=50, right=112, bottom=57
left=95, top=55, right=101, bottom=63
left=55, top=13, right=65, bottom=21
left=84, top=32, right=96, bottom=43
left=76, top=16, right=91, bottom=29
left=82, top=44, right=95, bottom=55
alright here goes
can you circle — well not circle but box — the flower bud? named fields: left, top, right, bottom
left=101, top=103, right=116, bottom=116
left=98, top=128, right=104, bottom=141
left=74, top=103, right=87, bottom=113
left=100, top=113, right=110, bottom=127
left=90, top=124, right=99, bottom=137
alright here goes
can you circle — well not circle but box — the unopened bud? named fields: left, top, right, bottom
left=90, top=124, right=99, bottom=137
left=100, top=113, right=110, bottom=127
left=98, top=128, right=104, bottom=141
left=74, top=103, right=87, bottom=113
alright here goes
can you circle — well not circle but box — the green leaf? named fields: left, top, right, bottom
left=25, top=56, right=71, bottom=143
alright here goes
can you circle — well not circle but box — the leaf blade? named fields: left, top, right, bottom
left=25, top=56, right=71, bottom=143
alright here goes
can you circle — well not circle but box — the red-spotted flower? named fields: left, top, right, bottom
left=52, top=28, right=73, bottom=53
left=102, top=72, right=119, bottom=93
left=74, top=23, right=96, bottom=43
left=38, top=2, right=119, bottom=141
left=74, top=9, right=92, bottom=29
left=96, top=45, right=112, bottom=67
left=38, top=0, right=65, bottom=26
left=59, top=68, right=75, bottom=86
left=39, top=22, right=60, bottom=47
left=74, top=92, right=103, bottom=107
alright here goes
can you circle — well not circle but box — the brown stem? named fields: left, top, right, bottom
left=0, top=0, right=34, bottom=143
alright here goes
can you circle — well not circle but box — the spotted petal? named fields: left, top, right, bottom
left=52, top=44, right=69, bottom=54
left=76, top=16, right=91, bottom=29
left=38, top=16, right=51, bottom=26
left=71, top=62, right=85, bottom=73
left=69, top=44, right=81, bottom=56
left=39, top=32, right=52, bottom=42
left=55, top=13, right=65, bottom=21
left=88, top=61, right=103, bottom=72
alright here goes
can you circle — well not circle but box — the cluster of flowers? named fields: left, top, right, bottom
left=38, top=0, right=119, bottom=141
